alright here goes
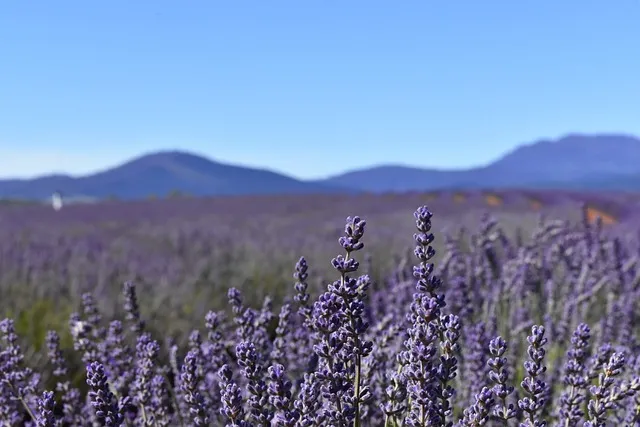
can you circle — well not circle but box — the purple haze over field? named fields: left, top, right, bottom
left=1, top=190, right=640, bottom=424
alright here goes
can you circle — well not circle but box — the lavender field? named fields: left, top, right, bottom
left=1, top=190, right=640, bottom=426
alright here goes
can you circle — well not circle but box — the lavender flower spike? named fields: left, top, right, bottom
left=86, top=361, right=125, bottom=426
left=36, top=390, right=56, bottom=427
left=518, top=325, right=548, bottom=427
left=181, top=349, right=210, bottom=426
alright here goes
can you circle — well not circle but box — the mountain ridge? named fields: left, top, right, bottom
left=0, top=151, right=349, bottom=200
left=321, top=134, right=640, bottom=192
left=4, top=133, right=640, bottom=200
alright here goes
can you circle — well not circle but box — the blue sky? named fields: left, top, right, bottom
left=1, top=1, right=638, bottom=180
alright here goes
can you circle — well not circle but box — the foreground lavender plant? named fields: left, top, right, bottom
left=0, top=319, right=39, bottom=422
left=518, top=325, right=547, bottom=427
left=267, top=363, right=299, bottom=426
left=401, top=206, right=450, bottom=427
left=36, top=390, right=56, bottom=427
left=488, top=336, right=516, bottom=422
left=236, top=340, right=271, bottom=426
left=123, top=281, right=145, bottom=334
left=558, top=323, right=591, bottom=426
left=181, top=349, right=210, bottom=426
left=461, top=387, right=495, bottom=426
left=132, top=333, right=160, bottom=424
left=218, top=364, right=247, bottom=427
left=86, top=361, right=126, bottom=426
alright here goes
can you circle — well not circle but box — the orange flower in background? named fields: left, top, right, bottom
left=529, top=199, right=542, bottom=210
left=484, top=194, right=503, bottom=207
left=585, top=205, right=617, bottom=225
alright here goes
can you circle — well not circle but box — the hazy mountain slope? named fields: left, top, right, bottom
left=321, top=134, right=640, bottom=192
left=0, top=151, right=351, bottom=200
left=3, top=133, right=640, bottom=200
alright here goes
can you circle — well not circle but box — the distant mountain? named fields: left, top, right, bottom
left=3, top=133, right=640, bottom=201
left=320, top=134, right=640, bottom=192
left=0, top=151, right=351, bottom=200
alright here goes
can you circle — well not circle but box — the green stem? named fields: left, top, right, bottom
left=354, top=354, right=361, bottom=427
left=562, top=384, right=577, bottom=427
left=18, top=397, right=37, bottom=424
left=139, top=404, right=149, bottom=426
left=341, top=248, right=361, bottom=427
left=163, top=372, right=186, bottom=427
left=383, top=364, right=405, bottom=427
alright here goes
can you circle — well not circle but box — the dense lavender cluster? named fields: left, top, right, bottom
left=1, top=203, right=640, bottom=426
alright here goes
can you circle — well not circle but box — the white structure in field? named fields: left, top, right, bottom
left=51, top=192, right=63, bottom=211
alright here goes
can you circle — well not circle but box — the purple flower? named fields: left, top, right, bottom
left=309, top=215, right=372, bottom=425
left=293, top=373, right=325, bottom=426
left=180, top=349, right=210, bottom=426
left=123, top=281, right=145, bottom=334
left=81, top=292, right=106, bottom=341
left=132, top=333, right=160, bottom=423
left=461, top=387, right=495, bottom=426
left=36, top=390, right=56, bottom=427
left=267, top=364, right=299, bottom=426
left=462, top=323, right=490, bottom=407
left=487, top=336, right=516, bottom=421
left=379, top=370, right=407, bottom=422
left=401, top=206, right=453, bottom=427
left=271, top=303, right=293, bottom=368
left=204, top=310, right=228, bottom=372
left=412, top=206, right=445, bottom=308
left=45, top=330, right=67, bottom=378
left=518, top=325, right=548, bottom=426
left=401, top=319, right=440, bottom=426
left=558, top=323, right=591, bottom=426
left=86, top=361, right=125, bottom=426
left=228, top=288, right=257, bottom=343
left=149, top=375, right=172, bottom=426
left=0, top=318, right=39, bottom=420
left=69, top=312, right=99, bottom=364
left=102, top=320, right=134, bottom=398
left=218, top=364, right=248, bottom=427
left=236, top=341, right=272, bottom=426
left=294, top=256, right=312, bottom=323
left=585, top=352, right=628, bottom=426
left=436, top=313, right=461, bottom=424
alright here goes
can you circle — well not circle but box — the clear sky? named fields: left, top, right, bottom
left=1, top=1, right=638, bottom=180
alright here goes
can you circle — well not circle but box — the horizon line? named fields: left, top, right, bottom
left=2, top=131, right=638, bottom=182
